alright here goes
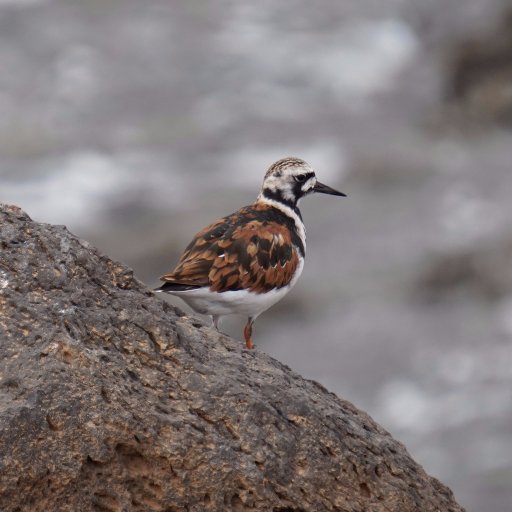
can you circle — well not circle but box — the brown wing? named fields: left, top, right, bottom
left=160, top=212, right=300, bottom=294
left=209, top=219, right=300, bottom=293
left=159, top=216, right=231, bottom=288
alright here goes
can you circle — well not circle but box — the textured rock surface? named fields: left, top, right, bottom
left=416, top=235, right=512, bottom=302
left=445, top=9, right=512, bottom=125
left=0, top=204, right=464, bottom=512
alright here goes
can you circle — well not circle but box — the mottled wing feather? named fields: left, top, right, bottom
left=160, top=208, right=300, bottom=294
left=160, top=217, right=230, bottom=287
left=209, top=220, right=299, bottom=293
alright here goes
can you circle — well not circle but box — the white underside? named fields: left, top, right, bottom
left=165, top=258, right=304, bottom=320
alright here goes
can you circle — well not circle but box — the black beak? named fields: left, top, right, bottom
left=313, top=181, right=346, bottom=197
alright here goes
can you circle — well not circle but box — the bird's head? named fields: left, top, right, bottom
left=259, top=157, right=346, bottom=208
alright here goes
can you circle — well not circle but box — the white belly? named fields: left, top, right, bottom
left=168, top=258, right=304, bottom=319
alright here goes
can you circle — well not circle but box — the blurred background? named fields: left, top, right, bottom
left=2, top=0, right=512, bottom=510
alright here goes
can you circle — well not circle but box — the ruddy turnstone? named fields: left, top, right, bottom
left=156, top=157, right=345, bottom=349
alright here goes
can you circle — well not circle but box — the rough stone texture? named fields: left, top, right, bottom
left=0, top=204, right=464, bottom=512
left=444, top=9, right=512, bottom=125
left=416, top=235, right=512, bottom=302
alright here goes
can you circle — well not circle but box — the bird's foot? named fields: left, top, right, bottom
left=243, top=321, right=254, bottom=350
left=211, top=315, right=221, bottom=330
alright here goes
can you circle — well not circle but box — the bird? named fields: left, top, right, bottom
left=155, top=157, right=345, bottom=349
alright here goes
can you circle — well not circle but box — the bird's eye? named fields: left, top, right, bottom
left=294, top=174, right=307, bottom=183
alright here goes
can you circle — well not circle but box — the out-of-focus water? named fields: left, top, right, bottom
left=1, top=1, right=512, bottom=510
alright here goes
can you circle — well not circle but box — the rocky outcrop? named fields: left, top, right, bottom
left=416, top=235, right=512, bottom=302
left=444, top=9, right=512, bottom=125
left=0, top=204, right=464, bottom=512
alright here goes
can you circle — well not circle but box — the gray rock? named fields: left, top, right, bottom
left=0, top=204, right=464, bottom=512
left=416, top=235, right=512, bottom=302
left=444, top=9, right=512, bottom=125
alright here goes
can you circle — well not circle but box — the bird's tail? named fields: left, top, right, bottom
left=154, top=282, right=202, bottom=293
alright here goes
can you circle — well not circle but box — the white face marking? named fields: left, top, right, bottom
left=280, top=182, right=295, bottom=201
left=301, top=177, right=317, bottom=195
left=262, top=174, right=296, bottom=199
left=260, top=158, right=316, bottom=205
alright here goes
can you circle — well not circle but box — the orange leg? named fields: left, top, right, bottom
left=243, top=318, right=254, bottom=349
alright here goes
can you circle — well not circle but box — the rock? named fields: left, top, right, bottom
left=444, top=10, right=512, bottom=125
left=0, top=203, right=464, bottom=512
left=415, top=235, right=512, bottom=302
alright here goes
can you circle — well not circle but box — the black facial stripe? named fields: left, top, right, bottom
left=295, top=172, right=315, bottom=183
left=294, top=180, right=307, bottom=200
left=262, top=188, right=296, bottom=210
